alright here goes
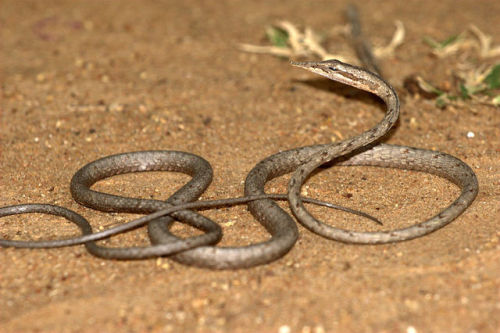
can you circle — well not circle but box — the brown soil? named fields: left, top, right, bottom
left=1, top=1, right=499, bottom=332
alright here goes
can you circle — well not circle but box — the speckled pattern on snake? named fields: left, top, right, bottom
left=0, top=60, right=479, bottom=269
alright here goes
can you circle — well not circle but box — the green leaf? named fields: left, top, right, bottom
left=483, top=64, right=500, bottom=89
left=423, top=35, right=459, bottom=49
left=266, top=26, right=289, bottom=48
left=440, top=35, right=459, bottom=48
left=423, top=37, right=440, bottom=49
left=459, top=84, right=471, bottom=99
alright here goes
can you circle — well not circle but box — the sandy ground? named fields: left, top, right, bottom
left=1, top=1, right=499, bottom=332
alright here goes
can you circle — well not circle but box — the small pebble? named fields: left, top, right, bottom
left=279, top=325, right=291, bottom=333
left=36, top=73, right=46, bottom=82
left=314, top=326, right=325, bottom=333
left=466, top=131, right=475, bottom=138
left=221, top=221, right=236, bottom=227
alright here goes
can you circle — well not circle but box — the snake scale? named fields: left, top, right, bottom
left=0, top=60, right=478, bottom=269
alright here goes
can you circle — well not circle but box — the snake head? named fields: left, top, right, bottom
left=291, top=59, right=379, bottom=90
left=290, top=59, right=344, bottom=71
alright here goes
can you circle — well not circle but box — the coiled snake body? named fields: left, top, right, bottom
left=0, top=60, right=478, bottom=269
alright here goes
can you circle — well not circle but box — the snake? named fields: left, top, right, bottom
left=0, top=60, right=478, bottom=269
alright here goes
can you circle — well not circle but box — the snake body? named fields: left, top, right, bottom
left=0, top=60, right=478, bottom=269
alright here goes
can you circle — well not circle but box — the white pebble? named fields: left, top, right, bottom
left=466, top=131, right=475, bottom=138
left=279, top=325, right=291, bottom=333
left=407, top=326, right=417, bottom=333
